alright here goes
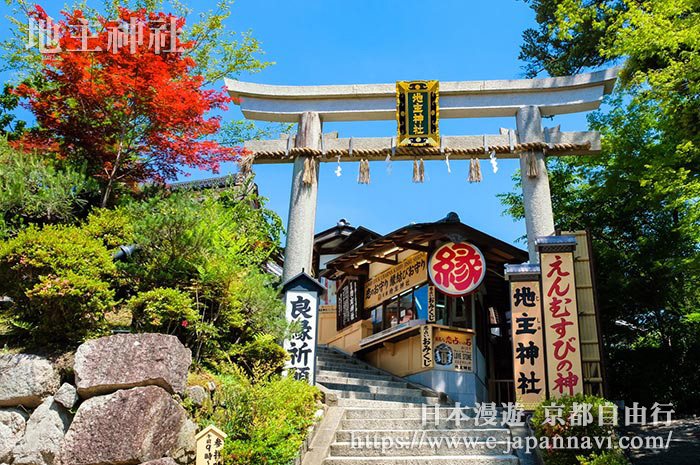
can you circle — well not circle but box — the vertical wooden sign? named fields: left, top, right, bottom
left=427, top=286, right=436, bottom=323
left=538, top=237, right=584, bottom=398
left=509, top=279, right=547, bottom=409
left=195, top=425, right=227, bottom=465
left=420, top=325, right=434, bottom=368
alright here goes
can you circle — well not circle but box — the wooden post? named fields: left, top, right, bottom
left=282, top=112, right=322, bottom=282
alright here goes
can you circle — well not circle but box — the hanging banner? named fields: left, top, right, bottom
left=427, top=285, right=436, bottom=323
left=364, top=252, right=428, bottom=308
left=420, top=325, right=434, bottom=368
left=283, top=290, right=319, bottom=384
left=396, top=80, right=439, bottom=147
left=337, top=279, right=362, bottom=330
left=433, top=328, right=473, bottom=372
left=540, top=246, right=584, bottom=397
left=429, top=242, right=486, bottom=297
left=510, top=280, right=547, bottom=410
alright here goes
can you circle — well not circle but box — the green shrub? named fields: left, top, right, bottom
left=127, top=288, right=199, bottom=338
left=0, top=140, right=96, bottom=238
left=231, top=333, right=288, bottom=374
left=207, top=366, right=321, bottom=465
left=0, top=224, right=116, bottom=345
left=83, top=207, right=135, bottom=249
left=532, top=394, right=626, bottom=465
left=577, top=450, right=630, bottom=465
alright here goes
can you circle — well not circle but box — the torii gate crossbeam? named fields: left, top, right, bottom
left=226, top=68, right=619, bottom=280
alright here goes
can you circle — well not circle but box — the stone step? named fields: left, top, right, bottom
left=328, top=390, right=439, bottom=405
left=316, top=361, right=385, bottom=373
left=341, top=418, right=500, bottom=430
left=316, top=369, right=395, bottom=382
left=335, top=429, right=511, bottom=443
left=323, top=455, right=520, bottom=465
left=317, top=375, right=410, bottom=389
left=343, top=407, right=500, bottom=421
left=317, top=352, right=363, bottom=361
left=320, top=382, right=435, bottom=398
left=329, top=440, right=511, bottom=456
left=335, top=398, right=437, bottom=408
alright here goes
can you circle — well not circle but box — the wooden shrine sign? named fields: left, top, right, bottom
left=396, top=80, right=439, bottom=147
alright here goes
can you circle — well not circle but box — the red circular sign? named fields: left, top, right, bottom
left=429, top=242, right=486, bottom=296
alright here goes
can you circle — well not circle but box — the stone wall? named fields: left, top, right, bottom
left=0, top=333, right=201, bottom=465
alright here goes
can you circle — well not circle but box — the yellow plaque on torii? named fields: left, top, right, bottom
left=396, top=80, right=440, bottom=147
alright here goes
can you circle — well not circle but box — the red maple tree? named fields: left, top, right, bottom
left=16, top=6, right=243, bottom=206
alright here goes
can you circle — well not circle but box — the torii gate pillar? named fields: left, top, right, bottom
left=282, top=112, right=322, bottom=282
left=516, top=105, right=555, bottom=262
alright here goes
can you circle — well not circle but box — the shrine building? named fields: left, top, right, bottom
left=314, top=213, right=527, bottom=405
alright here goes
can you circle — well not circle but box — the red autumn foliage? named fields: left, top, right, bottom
left=16, top=6, right=245, bottom=206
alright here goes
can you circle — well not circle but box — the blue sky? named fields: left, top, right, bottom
left=2, top=0, right=598, bottom=248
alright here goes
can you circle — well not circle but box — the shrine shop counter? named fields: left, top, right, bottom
left=356, top=321, right=484, bottom=405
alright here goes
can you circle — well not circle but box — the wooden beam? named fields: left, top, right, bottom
left=393, top=241, right=431, bottom=253
left=367, top=255, right=398, bottom=266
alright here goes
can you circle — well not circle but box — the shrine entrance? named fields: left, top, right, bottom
left=226, top=69, right=615, bottom=406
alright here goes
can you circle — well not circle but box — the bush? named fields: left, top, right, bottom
left=532, top=394, right=627, bottom=465
left=127, top=288, right=199, bottom=338
left=231, top=333, right=289, bottom=374
left=83, top=207, right=135, bottom=249
left=577, top=450, right=630, bottom=465
left=0, top=140, right=96, bottom=238
left=207, top=366, right=321, bottom=465
left=0, top=224, right=116, bottom=345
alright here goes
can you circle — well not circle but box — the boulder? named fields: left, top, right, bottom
left=185, top=385, right=208, bottom=408
left=59, top=386, right=188, bottom=465
left=53, top=384, right=78, bottom=410
left=0, top=423, right=15, bottom=463
left=169, top=418, right=196, bottom=465
left=11, top=397, right=72, bottom=465
left=0, top=355, right=60, bottom=408
left=140, top=459, right=178, bottom=465
left=0, top=408, right=29, bottom=437
left=74, top=333, right=191, bottom=398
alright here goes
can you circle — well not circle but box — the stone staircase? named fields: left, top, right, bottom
left=313, top=346, right=520, bottom=465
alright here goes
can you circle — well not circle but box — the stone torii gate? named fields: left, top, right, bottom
left=226, top=68, right=618, bottom=281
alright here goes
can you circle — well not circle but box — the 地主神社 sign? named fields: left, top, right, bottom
left=282, top=272, right=324, bottom=385
left=195, top=425, right=227, bottom=465
left=509, top=278, right=547, bottom=410
left=364, top=252, right=428, bottom=308
left=396, top=80, right=439, bottom=147
left=429, top=242, right=486, bottom=296
left=433, top=328, right=473, bottom=371
left=538, top=237, right=584, bottom=397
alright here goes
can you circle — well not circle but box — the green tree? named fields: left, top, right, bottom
left=508, top=0, right=700, bottom=411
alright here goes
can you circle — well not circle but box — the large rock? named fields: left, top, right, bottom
left=0, top=355, right=59, bottom=408
left=0, top=408, right=28, bottom=464
left=59, top=386, right=188, bottom=465
left=74, top=333, right=191, bottom=398
left=0, top=408, right=29, bottom=437
left=11, top=397, right=72, bottom=465
left=140, top=459, right=178, bottom=465
left=169, top=418, right=196, bottom=465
